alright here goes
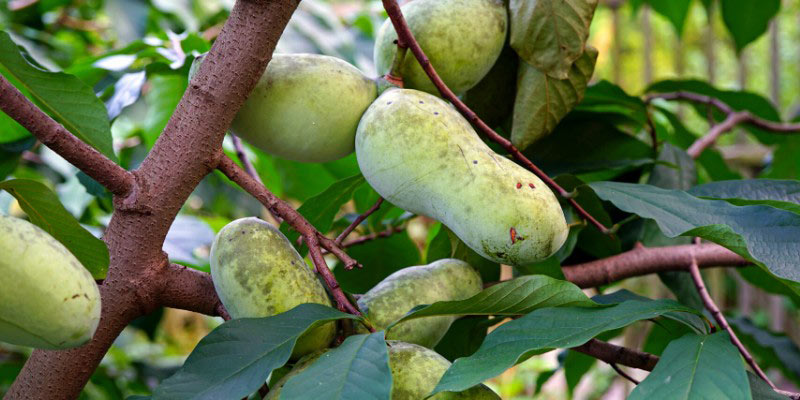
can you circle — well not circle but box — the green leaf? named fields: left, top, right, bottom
left=0, top=31, right=116, bottom=161
left=720, top=0, right=780, bottom=53
left=629, top=332, right=751, bottom=400
left=578, top=80, right=649, bottom=125
left=334, top=232, right=420, bottom=294
left=280, top=332, right=391, bottom=400
left=509, top=0, right=598, bottom=79
left=0, top=179, right=108, bottom=278
left=273, top=158, right=338, bottom=202
left=748, top=372, right=790, bottom=400
left=730, top=317, right=800, bottom=387
left=644, top=0, right=692, bottom=36
left=430, top=298, right=699, bottom=394
left=152, top=304, right=359, bottom=400
left=280, top=174, right=365, bottom=245
left=589, top=181, right=800, bottom=283
left=689, top=179, right=800, bottom=215
left=433, top=316, right=493, bottom=361
left=511, top=46, right=598, bottom=150
left=393, top=275, right=596, bottom=327
left=142, top=74, right=187, bottom=148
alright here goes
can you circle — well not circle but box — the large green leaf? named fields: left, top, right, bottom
left=280, top=174, right=365, bottom=245
left=720, top=0, right=780, bottom=53
left=629, top=332, right=751, bottom=400
left=430, top=298, right=699, bottom=395
left=508, top=0, right=598, bottom=79
left=0, top=179, right=108, bottom=278
left=0, top=31, right=116, bottom=161
left=689, top=179, right=800, bottom=215
left=280, top=332, right=391, bottom=400
left=589, top=181, right=800, bottom=283
left=730, top=317, right=800, bottom=386
left=152, top=304, right=358, bottom=400
left=511, top=46, right=598, bottom=150
left=392, top=275, right=596, bottom=327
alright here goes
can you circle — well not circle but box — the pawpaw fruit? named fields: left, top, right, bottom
left=374, top=0, right=507, bottom=95
left=210, top=217, right=335, bottom=358
left=267, top=341, right=500, bottom=399
left=356, top=89, right=568, bottom=266
left=193, top=53, right=377, bottom=163
left=356, top=259, right=482, bottom=348
left=0, top=215, right=101, bottom=349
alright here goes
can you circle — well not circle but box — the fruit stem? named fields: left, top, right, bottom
left=384, top=43, right=408, bottom=87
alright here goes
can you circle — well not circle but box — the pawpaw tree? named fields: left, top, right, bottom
left=0, top=0, right=799, bottom=399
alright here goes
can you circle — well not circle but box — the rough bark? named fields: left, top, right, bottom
left=4, top=0, right=299, bottom=398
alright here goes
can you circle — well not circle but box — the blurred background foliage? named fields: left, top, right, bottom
left=0, top=0, right=798, bottom=398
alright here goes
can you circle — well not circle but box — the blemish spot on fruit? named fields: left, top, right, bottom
left=419, top=100, right=424, bottom=104
left=510, top=227, right=517, bottom=244
left=473, top=160, right=478, bottom=164
left=529, top=183, right=535, bottom=188
left=71, top=294, right=80, bottom=299
left=434, top=111, right=439, bottom=115
left=516, top=182, right=522, bottom=189
left=387, top=101, right=393, bottom=105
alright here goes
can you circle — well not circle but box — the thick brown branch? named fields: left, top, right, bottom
left=335, top=197, right=384, bottom=245
left=573, top=339, right=659, bottom=371
left=0, top=75, right=134, bottom=196
left=687, top=254, right=777, bottom=390
left=160, top=263, right=226, bottom=318
left=562, top=243, right=750, bottom=288
left=380, top=0, right=610, bottom=235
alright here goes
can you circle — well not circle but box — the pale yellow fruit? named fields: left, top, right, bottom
left=0, top=215, right=101, bottom=349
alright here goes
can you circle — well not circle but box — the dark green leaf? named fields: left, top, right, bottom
left=152, top=304, right=358, bottom=400
left=0, top=179, right=108, bottom=278
left=0, top=31, right=116, bottom=161
left=430, top=298, right=699, bottom=394
left=273, top=158, right=338, bottom=202
left=564, top=350, right=594, bottom=395
left=509, top=0, right=598, bottom=79
left=335, top=232, right=420, bottom=294
left=589, top=181, right=800, bottom=283
left=720, top=0, right=780, bottom=53
left=748, top=372, right=790, bottom=399
left=511, top=46, right=598, bottom=150
left=629, top=332, right=751, bottom=400
left=434, top=316, right=493, bottom=362
left=281, top=332, right=391, bottom=400
left=642, top=318, right=694, bottom=356
left=689, top=179, right=800, bottom=215
left=578, top=80, right=649, bottom=125
left=645, top=0, right=692, bottom=36
left=280, top=174, right=365, bottom=245
left=393, top=275, right=596, bottom=326
left=730, top=317, right=800, bottom=386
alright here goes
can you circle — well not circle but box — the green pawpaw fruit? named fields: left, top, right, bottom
left=356, top=89, right=568, bottom=266
left=192, top=53, right=377, bottom=163
left=356, top=259, right=482, bottom=348
left=267, top=341, right=500, bottom=399
left=374, top=0, right=507, bottom=96
left=210, top=217, right=335, bottom=358
left=0, top=215, right=101, bottom=349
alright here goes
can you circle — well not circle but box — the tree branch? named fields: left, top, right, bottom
left=687, top=111, right=750, bottom=159
left=562, top=243, right=750, bottom=288
left=0, top=75, right=134, bottom=196
left=687, top=252, right=777, bottom=390
left=160, top=263, right=226, bottom=318
left=380, top=0, right=610, bottom=235
left=335, top=197, right=384, bottom=245
left=572, top=339, right=659, bottom=371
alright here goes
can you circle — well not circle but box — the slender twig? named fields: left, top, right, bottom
left=335, top=198, right=384, bottom=245
left=610, top=363, right=640, bottom=385
left=0, top=75, right=134, bottom=196
left=572, top=339, right=659, bottom=371
left=324, top=225, right=405, bottom=253
left=687, top=112, right=750, bottom=159
left=687, top=249, right=777, bottom=391
left=380, top=0, right=610, bottom=235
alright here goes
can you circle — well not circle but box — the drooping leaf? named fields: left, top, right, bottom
left=508, top=0, right=598, bottom=79
left=730, top=317, right=800, bottom=386
left=643, top=0, right=692, bottom=36
left=280, top=332, right=391, bottom=400
left=720, top=0, right=780, bottom=53
left=629, top=332, right=751, bottom=400
left=0, top=179, right=108, bottom=278
left=511, top=46, right=598, bottom=150
left=393, top=275, right=596, bottom=327
left=689, top=179, right=800, bottom=215
left=589, top=181, right=800, bottom=283
left=152, top=304, right=358, bottom=400
left=280, top=174, right=365, bottom=245
left=0, top=31, right=116, bottom=161
left=563, top=350, right=595, bottom=395
left=430, top=298, right=699, bottom=394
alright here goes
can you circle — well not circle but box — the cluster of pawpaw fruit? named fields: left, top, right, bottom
left=0, top=215, right=101, bottom=350
left=198, top=0, right=570, bottom=266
